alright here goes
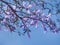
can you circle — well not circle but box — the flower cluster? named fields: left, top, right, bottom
left=0, top=0, right=60, bottom=37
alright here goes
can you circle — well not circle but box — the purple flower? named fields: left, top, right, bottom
left=42, top=23, right=47, bottom=31
left=30, top=20, right=34, bottom=25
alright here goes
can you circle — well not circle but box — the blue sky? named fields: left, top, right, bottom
left=0, top=27, right=60, bottom=45
left=0, top=0, right=60, bottom=45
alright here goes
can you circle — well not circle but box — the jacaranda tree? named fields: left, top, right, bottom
left=0, top=0, right=60, bottom=38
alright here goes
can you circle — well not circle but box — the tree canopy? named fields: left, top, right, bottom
left=0, top=0, right=60, bottom=38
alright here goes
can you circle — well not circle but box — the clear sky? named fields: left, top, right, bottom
left=0, top=0, right=60, bottom=45
left=0, top=27, right=60, bottom=45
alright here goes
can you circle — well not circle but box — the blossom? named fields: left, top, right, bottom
left=5, top=10, right=10, bottom=15
left=32, top=10, right=41, bottom=15
left=26, top=10, right=31, bottom=14
left=23, top=1, right=32, bottom=9
left=27, top=31, right=30, bottom=38
left=23, top=1, right=29, bottom=8
left=5, top=15, right=10, bottom=18
left=23, top=18, right=28, bottom=21
left=27, top=4, right=32, bottom=8
left=42, top=23, right=47, bottom=31
left=36, top=10, right=40, bottom=14
left=35, top=22, right=38, bottom=28
left=30, top=20, right=34, bottom=25
left=1, top=19, right=6, bottom=24
left=12, top=5, right=16, bottom=10
left=47, top=13, right=51, bottom=18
